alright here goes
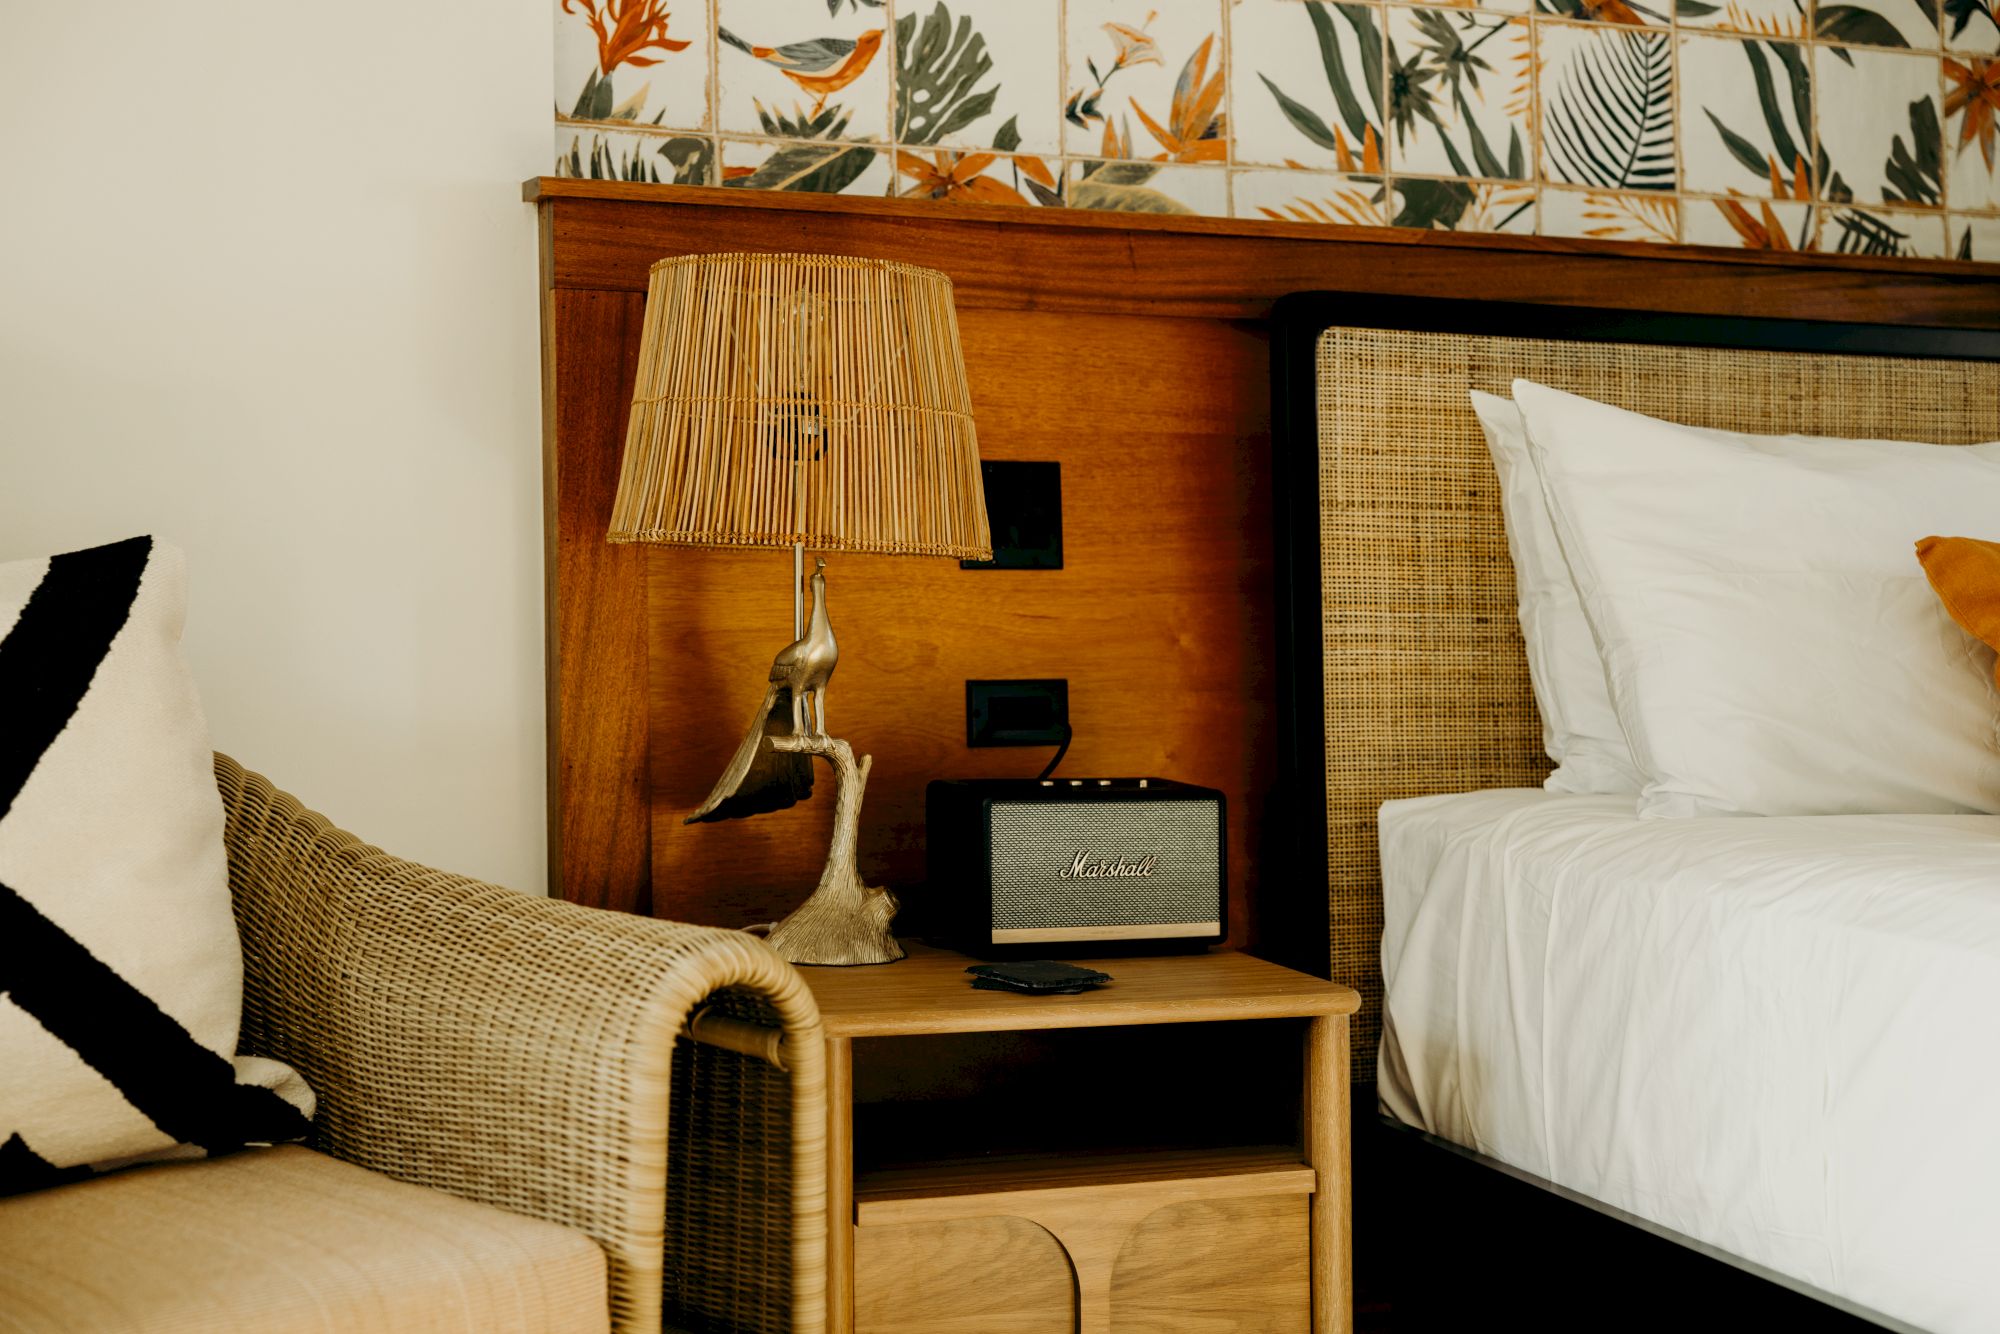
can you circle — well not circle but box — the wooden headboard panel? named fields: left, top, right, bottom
left=529, top=178, right=2000, bottom=955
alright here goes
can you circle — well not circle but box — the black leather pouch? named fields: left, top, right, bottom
left=964, top=960, right=1112, bottom=995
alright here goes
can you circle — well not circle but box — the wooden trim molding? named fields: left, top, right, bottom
left=531, top=178, right=2000, bottom=920
left=525, top=178, right=2000, bottom=285
left=532, top=182, right=2000, bottom=327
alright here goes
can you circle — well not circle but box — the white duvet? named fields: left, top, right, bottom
left=1378, top=790, right=2000, bottom=1333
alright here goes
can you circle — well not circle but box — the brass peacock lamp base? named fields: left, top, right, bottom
left=684, top=556, right=903, bottom=966
left=763, top=733, right=901, bottom=965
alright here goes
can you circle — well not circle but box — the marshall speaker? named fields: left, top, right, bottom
left=924, top=778, right=1226, bottom=952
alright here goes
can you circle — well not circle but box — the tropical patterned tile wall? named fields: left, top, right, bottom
left=553, top=0, right=2000, bottom=261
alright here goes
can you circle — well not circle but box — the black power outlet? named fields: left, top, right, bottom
left=960, top=461, right=1063, bottom=569
left=966, top=679, right=1070, bottom=747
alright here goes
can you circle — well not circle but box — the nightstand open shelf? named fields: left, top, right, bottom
left=855, top=1145, right=1314, bottom=1212
left=800, top=941, right=1361, bottom=1334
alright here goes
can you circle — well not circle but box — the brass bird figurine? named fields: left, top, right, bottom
left=718, top=26, right=885, bottom=114
left=773, top=557, right=838, bottom=737
left=687, top=559, right=839, bottom=824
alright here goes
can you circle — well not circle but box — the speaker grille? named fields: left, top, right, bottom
left=987, top=799, right=1220, bottom=930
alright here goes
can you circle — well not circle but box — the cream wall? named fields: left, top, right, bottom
left=0, top=4, right=553, bottom=891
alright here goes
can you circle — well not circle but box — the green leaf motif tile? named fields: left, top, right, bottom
left=1816, top=44, right=1944, bottom=210
left=1814, top=0, right=1938, bottom=49
left=1385, top=9, right=1533, bottom=182
left=556, top=128, right=715, bottom=185
left=1542, top=187, right=1682, bottom=242
left=1234, top=168, right=1401, bottom=226
left=1945, top=0, right=2000, bottom=51
left=721, top=138, right=888, bottom=193
left=1819, top=203, right=1950, bottom=254
left=1066, top=160, right=1228, bottom=215
left=1234, top=1, right=1385, bottom=171
left=1680, top=0, right=1810, bottom=36
left=1954, top=212, right=2000, bottom=256
left=1540, top=25, right=1677, bottom=191
left=1067, top=1, right=1227, bottom=161
left=556, top=0, right=710, bottom=131
left=1678, top=35, right=1814, bottom=198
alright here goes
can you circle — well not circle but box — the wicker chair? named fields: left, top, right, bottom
left=216, top=754, right=827, bottom=1334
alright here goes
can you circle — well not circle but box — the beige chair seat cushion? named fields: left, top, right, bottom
left=0, top=1145, right=609, bottom=1334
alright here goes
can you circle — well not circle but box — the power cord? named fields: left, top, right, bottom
left=1035, top=723, right=1073, bottom=781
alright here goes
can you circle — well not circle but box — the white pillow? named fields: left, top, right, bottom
left=1470, top=391, right=1642, bottom=795
left=0, top=536, right=312, bottom=1193
left=1513, top=380, right=2000, bottom=818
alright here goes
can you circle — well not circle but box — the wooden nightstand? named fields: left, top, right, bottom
left=800, top=942, right=1361, bottom=1334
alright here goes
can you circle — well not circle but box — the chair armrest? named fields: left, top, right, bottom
left=213, top=754, right=825, bottom=1334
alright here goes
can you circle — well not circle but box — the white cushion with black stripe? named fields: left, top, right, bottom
left=0, top=536, right=312, bottom=1194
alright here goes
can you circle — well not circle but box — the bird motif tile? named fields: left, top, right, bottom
left=1537, top=0, right=1671, bottom=26
left=715, top=0, right=892, bottom=142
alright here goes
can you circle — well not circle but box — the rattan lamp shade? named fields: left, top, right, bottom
left=608, top=251, right=993, bottom=561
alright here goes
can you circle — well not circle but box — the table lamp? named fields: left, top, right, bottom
left=607, top=251, right=992, bottom=966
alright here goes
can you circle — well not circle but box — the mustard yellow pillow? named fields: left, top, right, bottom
left=1918, top=535, right=2000, bottom=686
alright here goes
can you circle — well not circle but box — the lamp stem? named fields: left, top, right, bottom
left=792, top=407, right=805, bottom=640
left=793, top=541, right=804, bottom=641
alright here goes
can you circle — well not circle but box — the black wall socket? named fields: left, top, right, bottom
left=961, top=461, right=1062, bottom=570
left=966, top=678, right=1070, bottom=747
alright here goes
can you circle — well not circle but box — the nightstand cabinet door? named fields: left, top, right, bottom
left=854, top=1215, right=1074, bottom=1332
left=1113, top=1194, right=1310, bottom=1331
left=852, top=1183, right=1311, bottom=1333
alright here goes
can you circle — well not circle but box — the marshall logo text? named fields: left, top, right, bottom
left=1060, top=851, right=1157, bottom=881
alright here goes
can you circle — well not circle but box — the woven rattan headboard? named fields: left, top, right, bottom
left=1269, top=295, right=2000, bottom=1082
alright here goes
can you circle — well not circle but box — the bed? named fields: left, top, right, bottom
left=1381, top=791, right=2000, bottom=1330
left=1271, top=294, right=2000, bottom=1330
